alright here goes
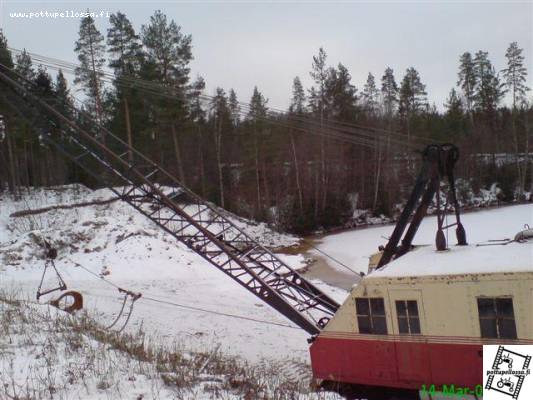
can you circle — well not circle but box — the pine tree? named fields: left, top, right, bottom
left=74, top=15, right=106, bottom=124
left=381, top=67, right=398, bottom=117
left=106, top=11, right=145, bottom=163
left=0, top=31, right=18, bottom=192
left=210, top=88, right=230, bottom=208
left=211, top=89, right=229, bottom=121
left=457, top=52, right=477, bottom=116
left=15, top=49, right=35, bottom=85
left=54, top=69, right=74, bottom=126
left=289, top=76, right=306, bottom=114
left=362, top=71, right=382, bottom=211
left=188, top=76, right=207, bottom=195
left=34, top=65, right=53, bottom=96
left=247, top=87, right=268, bottom=214
left=308, top=48, right=330, bottom=216
left=0, top=30, right=13, bottom=70
left=473, top=51, right=502, bottom=114
left=399, top=67, right=427, bottom=151
left=502, top=42, right=529, bottom=198
left=502, top=42, right=529, bottom=110
left=55, top=70, right=70, bottom=102
left=141, top=10, right=192, bottom=86
left=398, top=67, right=427, bottom=116
left=247, top=86, right=268, bottom=121
left=228, top=89, right=240, bottom=127
left=327, top=63, right=358, bottom=121
left=380, top=67, right=399, bottom=197
left=33, top=65, right=59, bottom=182
left=362, top=72, right=380, bottom=116
left=141, top=10, right=193, bottom=181
left=444, top=88, right=467, bottom=139
left=189, top=76, right=206, bottom=123
left=107, top=12, right=143, bottom=77
left=445, top=88, right=463, bottom=115
left=288, top=76, right=306, bottom=213
left=308, top=47, right=329, bottom=117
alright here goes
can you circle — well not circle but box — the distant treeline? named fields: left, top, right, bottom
left=0, top=11, right=531, bottom=233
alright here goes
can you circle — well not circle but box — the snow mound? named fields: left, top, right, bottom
left=1, top=184, right=301, bottom=270
left=0, top=185, right=340, bottom=365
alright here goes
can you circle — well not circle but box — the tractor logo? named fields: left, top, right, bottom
left=484, top=346, right=532, bottom=399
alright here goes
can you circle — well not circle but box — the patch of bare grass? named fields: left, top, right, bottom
left=0, top=290, right=340, bottom=400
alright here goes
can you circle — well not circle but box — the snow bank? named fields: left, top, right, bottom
left=0, top=185, right=342, bottom=366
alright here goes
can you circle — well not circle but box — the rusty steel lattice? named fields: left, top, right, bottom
left=0, top=68, right=339, bottom=335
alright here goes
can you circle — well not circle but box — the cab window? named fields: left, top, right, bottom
left=477, top=297, right=517, bottom=339
left=355, top=297, right=387, bottom=334
left=395, top=300, right=421, bottom=334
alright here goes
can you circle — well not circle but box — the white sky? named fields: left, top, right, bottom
left=1, top=0, right=532, bottom=110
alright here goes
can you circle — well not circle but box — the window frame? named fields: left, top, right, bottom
left=395, top=299, right=421, bottom=335
left=355, top=297, right=388, bottom=335
left=477, top=297, right=517, bottom=340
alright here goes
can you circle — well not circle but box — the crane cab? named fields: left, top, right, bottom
left=310, top=239, right=533, bottom=392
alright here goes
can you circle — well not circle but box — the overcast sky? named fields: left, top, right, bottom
left=1, top=0, right=532, bottom=110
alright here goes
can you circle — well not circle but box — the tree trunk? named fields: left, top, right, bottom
left=6, top=129, right=18, bottom=194
left=290, top=130, right=304, bottom=212
left=359, top=147, right=366, bottom=203
left=320, top=109, right=327, bottom=212
left=0, top=149, right=11, bottom=191
left=198, top=127, right=206, bottom=198
left=262, top=158, right=270, bottom=211
left=88, top=29, right=104, bottom=146
left=29, top=141, right=35, bottom=187
left=511, top=111, right=523, bottom=199
left=384, top=116, right=393, bottom=213
left=215, top=118, right=225, bottom=208
left=524, top=108, right=531, bottom=195
left=406, top=113, right=412, bottom=173
left=313, top=163, right=319, bottom=219
left=254, top=133, right=261, bottom=214
left=372, top=137, right=383, bottom=211
left=124, top=97, right=133, bottom=163
left=171, top=122, right=186, bottom=185
left=23, top=140, right=30, bottom=188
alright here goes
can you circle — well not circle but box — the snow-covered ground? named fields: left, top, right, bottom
left=0, top=185, right=345, bottom=364
left=313, top=203, right=533, bottom=274
left=1, top=185, right=531, bottom=399
left=0, top=297, right=343, bottom=400
left=0, top=185, right=347, bottom=399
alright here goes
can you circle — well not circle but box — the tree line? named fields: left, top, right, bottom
left=0, top=10, right=531, bottom=233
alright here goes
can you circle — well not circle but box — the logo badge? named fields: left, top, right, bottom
left=484, top=345, right=532, bottom=399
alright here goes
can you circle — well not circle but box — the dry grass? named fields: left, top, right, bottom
left=0, top=289, right=340, bottom=400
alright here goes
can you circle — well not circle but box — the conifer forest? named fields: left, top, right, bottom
left=0, top=10, right=530, bottom=233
